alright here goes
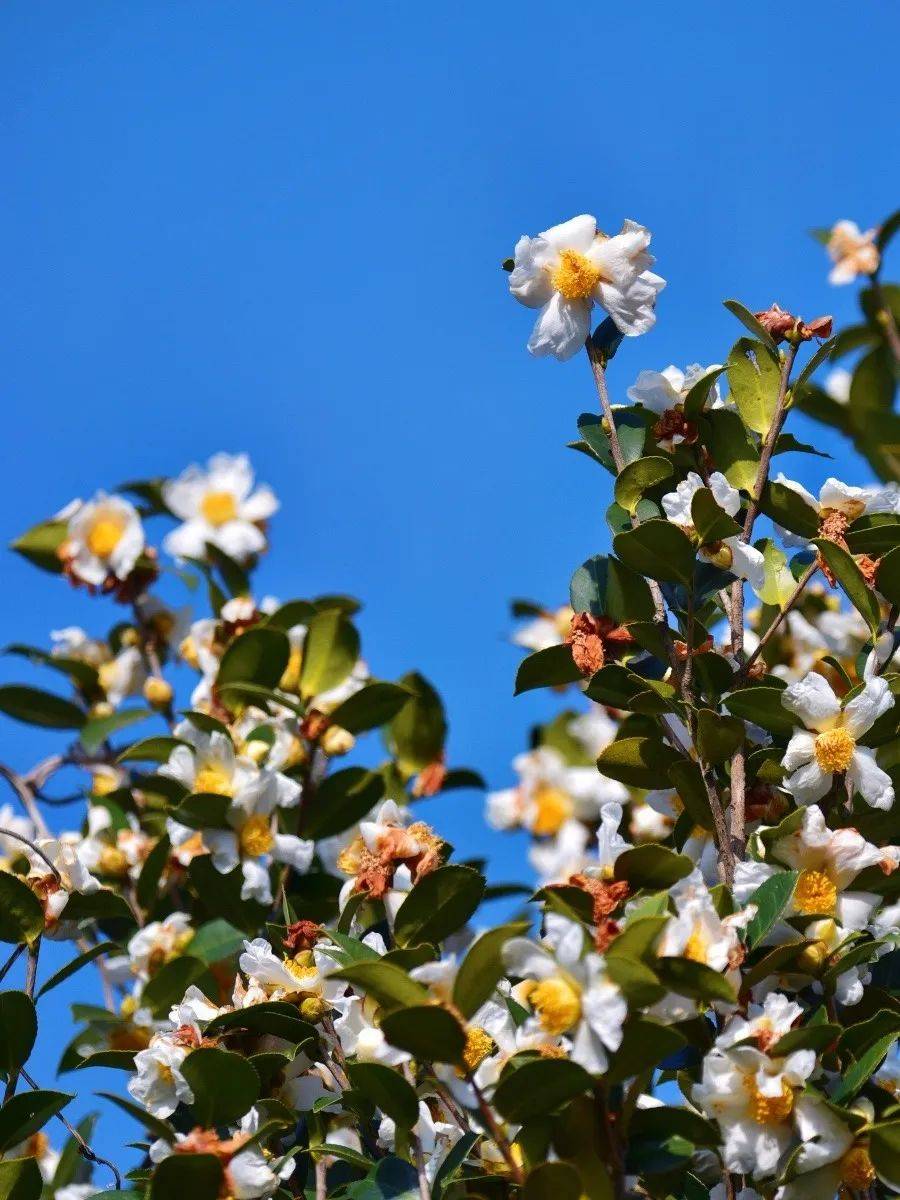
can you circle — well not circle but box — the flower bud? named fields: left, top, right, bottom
left=143, top=676, right=173, bottom=709
left=119, top=627, right=141, bottom=648
left=300, top=996, right=329, bottom=1022
left=321, top=725, right=355, bottom=756
left=796, top=940, right=829, bottom=973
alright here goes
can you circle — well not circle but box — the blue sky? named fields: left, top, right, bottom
left=2, top=0, right=898, bottom=1170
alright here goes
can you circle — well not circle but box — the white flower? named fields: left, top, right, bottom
left=771, top=473, right=898, bottom=547
left=661, top=470, right=765, bottom=593
left=627, top=362, right=726, bottom=429
left=378, top=1099, right=460, bottom=1183
left=97, top=645, right=147, bottom=708
left=61, top=492, right=144, bottom=586
left=509, top=214, right=665, bottom=360
left=716, top=993, right=802, bottom=1051
left=779, top=1095, right=876, bottom=1198
left=55, top=1186, right=96, bottom=1200
left=486, top=746, right=627, bottom=838
left=127, top=912, right=194, bottom=980
left=0, top=806, right=35, bottom=864
left=50, top=626, right=109, bottom=667
left=529, top=819, right=592, bottom=884
left=512, top=606, right=572, bottom=652
left=129, top=1037, right=193, bottom=1118
left=824, top=367, right=852, bottom=405
left=737, top=804, right=895, bottom=932
left=694, top=1041, right=816, bottom=1177
left=26, top=836, right=101, bottom=925
left=205, top=789, right=314, bottom=904
left=781, top=673, right=894, bottom=809
left=826, top=220, right=879, bottom=285
left=332, top=993, right=410, bottom=1066
left=504, top=914, right=626, bottom=1073
left=162, top=453, right=278, bottom=563
left=568, top=704, right=618, bottom=757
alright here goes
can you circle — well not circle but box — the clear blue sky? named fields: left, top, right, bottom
left=2, top=0, right=898, bottom=1170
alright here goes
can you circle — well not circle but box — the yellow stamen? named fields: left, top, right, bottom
left=814, top=727, right=855, bottom=773
left=200, top=490, right=238, bottom=527
left=840, top=1145, right=876, bottom=1190
left=794, top=869, right=837, bottom=916
left=462, top=1026, right=495, bottom=1073
left=280, top=646, right=303, bottom=692
left=551, top=249, right=602, bottom=302
left=194, top=761, right=234, bottom=796
left=98, top=845, right=129, bottom=876
left=529, top=976, right=582, bottom=1035
left=239, top=813, right=274, bottom=857
left=744, top=1076, right=794, bottom=1124
left=683, top=923, right=710, bottom=963
left=86, top=516, right=125, bottom=558
left=531, top=785, right=573, bottom=836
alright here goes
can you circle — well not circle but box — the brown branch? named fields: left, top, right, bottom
left=468, top=1074, right=523, bottom=1185
left=21, top=1066, right=122, bottom=1189
left=742, top=560, right=819, bottom=677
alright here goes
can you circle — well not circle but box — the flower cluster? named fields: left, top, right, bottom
left=0, top=204, right=897, bottom=1200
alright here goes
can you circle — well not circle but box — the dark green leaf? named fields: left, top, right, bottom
left=452, top=921, right=530, bottom=1019
left=0, top=686, right=84, bottom=731
left=394, top=866, right=485, bottom=948
left=746, top=871, right=798, bottom=947
left=514, top=644, right=582, bottom=695
left=0, top=1090, right=72, bottom=1152
left=217, top=628, right=290, bottom=692
left=0, top=873, right=44, bottom=945
left=597, top=737, right=684, bottom=788
left=180, top=1047, right=260, bottom=1126
left=384, top=672, right=446, bottom=771
left=297, top=767, right=385, bottom=840
left=690, top=489, right=741, bottom=545
left=814, top=539, right=881, bottom=633
left=0, top=1156, right=42, bottom=1200
left=298, top=610, right=359, bottom=701
left=36, top=942, right=118, bottom=1000
left=614, top=845, right=693, bottom=889
left=614, top=457, right=673, bottom=516
left=80, top=708, right=152, bottom=753
left=150, top=1154, right=223, bottom=1200
left=327, top=682, right=411, bottom=734
left=613, top=520, right=696, bottom=586
left=328, top=961, right=429, bottom=1012
left=493, top=1059, right=593, bottom=1121
left=379, top=1005, right=466, bottom=1064
left=346, top=1063, right=419, bottom=1129
left=0, top=994, right=36, bottom=1074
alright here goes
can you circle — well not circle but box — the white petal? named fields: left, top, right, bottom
left=848, top=747, right=895, bottom=810
left=527, top=293, right=591, bottom=361
left=782, top=673, right=841, bottom=732
left=843, top=676, right=894, bottom=737
left=539, top=214, right=597, bottom=253
left=784, top=758, right=833, bottom=806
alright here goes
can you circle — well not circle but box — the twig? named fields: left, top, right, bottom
left=0, top=764, right=51, bottom=838
left=468, top=1074, right=523, bottom=1185
left=0, top=943, right=27, bottom=986
left=0, top=827, right=61, bottom=881
left=314, top=1156, right=327, bottom=1200
left=20, top=1067, right=122, bottom=1189
left=742, top=560, right=819, bottom=676
left=870, top=277, right=900, bottom=365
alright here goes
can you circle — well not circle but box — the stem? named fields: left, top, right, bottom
left=0, top=765, right=51, bottom=838
left=871, top=277, right=900, bottom=365
left=20, top=1067, right=122, bottom=1189
left=0, top=943, right=26, bottom=986
left=5, top=939, right=40, bottom=1101
left=742, top=560, right=819, bottom=676
left=728, top=341, right=798, bottom=868
left=314, top=1157, right=327, bottom=1200
left=0, top=827, right=61, bottom=881
left=469, top=1074, right=523, bottom=1185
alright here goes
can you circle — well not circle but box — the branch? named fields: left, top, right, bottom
left=20, top=1067, right=122, bottom=1190
left=742, top=560, right=819, bottom=677
left=4, top=939, right=39, bottom=1101
left=870, top=276, right=900, bottom=365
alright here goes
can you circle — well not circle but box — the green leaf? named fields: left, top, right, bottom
left=205, top=1002, right=315, bottom=1045
left=614, top=845, right=693, bottom=889
left=522, top=1162, right=583, bottom=1200
left=696, top=708, right=744, bottom=764
left=813, top=538, right=881, bottom=633
left=217, top=627, right=291, bottom=692
left=690, top=488, right=741, bottom=545
left=379, top=1005, right=466, bottom=1064
left=298, top=609, right=359, bottom=701
left=683, top=365, right=727, bottom=419
left=0, top=873, right=44, bottom=945
left=61, top=889, right=136, bottom=925
left=384, top=672, right=447, bottom=771
left=723, top=300, right=778, bottom=352
left=746, top=871, right=799, bottom=947
left=394, top=866, right=485, bottom=948
left=326, top=682, right=411, bottom=734
left=667, top=760, right=715, bottom=831
left=605, top=1020, right=686, bottom=1086
left=10, top=519, right=68, bottom=575
left=0, top=1090, right=72, bottom=1152
left=452, top=921, right=530, bottom=1019
left=36, top=942, right=118, bottom=1000
left=876, top=545, right=900, bottom=607
left=150, top=1154, right=223, bottom=1200
left=597, top=737, right=684, bottom=788
left=188, top=856, right=267, bottom=935
left=704, top=409, right=760, bottom=491
left=97, top=1090, right=175, bottom=1143
left=170, top=792, right=232, bottom=830
left=180, top=1047, right=260, bottom=1127
left=136, top=834, right=170, bottom=912
left=203, top=542, right=250, bottom=599
left=493, top=1059, right=593, bottom=1121
left=846, top=514, right=900, bottom=556
left=578, top=411, right=647, bottom=471
left=80, top=707, right=152, bottom=753
left=569, top=555, right=655, bottom=624
left=346, top=1062, right=419, bottom=1129
left=756, top=539, right=798, bottom=608
left=3, top=645, right=98, bottom=692
left=614, top=457, right=673, bottom=516
left=613, top=520, right=696, bottom=586
left=629, top=1104, right=719, bottom=1147
left=604, top=955, right=665, bottom=1007
left=870, top=1119, right=900, bottom=1191
left=772, top=431, right=831, bottom=459
left=724, top=686, right=795, bottom=736
left=140, top=956, right=212, bottom=1017
left=656, top=957, right=736, bottom=1003
left=0, top=994, right=36, bottom=1075
left=0, top=686, right=84, bottom=730
left=328, top=961, right=429, bottom=1012
left=0, top=1156, right=43, bottom=1200
left=264, top=599, right=317, bottom=630
left=833, top=1033, right=899, bottom=1105
left=757, top=480, right=818, bottom=540
left=117, top=736, right=186, bottom=764
left=186, top=919, right=246, bottom=965
left=297, top=766, right=385, bottom=840
left=727, top=337, right=782, bottom=435
left=514, top=644, right=582, bottom=695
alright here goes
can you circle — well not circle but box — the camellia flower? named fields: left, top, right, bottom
left=60, top=492, right=145, bottom=587
left=204, top=789, right=315, bottom=904
left=661, top=470, right=766, bottom=593
left=129, top=1035, right=193, bottom=1118
left=149, top=1109, right=293, bottom=1200
left=336, top=800, right=445, bottom=920
left=736, top=804, right=897, bottom=932
left=780, top=673, right=894, bottom=809
left=127, top=912, right=194, bottom=980
left=25, top=836, right=101, bottom=928
left=693, top=1037, right=816, bottom=1177
left=627, top=363, right=726, bottom=448
left=237, top=938, right=340, bottom=1019
left=485, top=746, right=627, bottom=837
left=826, top=220, right=880, bottom=284
left=772, top=472, right=899, bottom=550
left=161, top=724, right=299, bottom=811
left=504, top=913, right=626, bottom=1072
left=508, top=214, right=665, bottom=360
left=781, top=1095, right=877, bottom=1197
left=162, top=453, right=278, bottom=563
left=512, top=605, right=574, bottom=652
left=378, top=1098, right=461, bottom=1184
